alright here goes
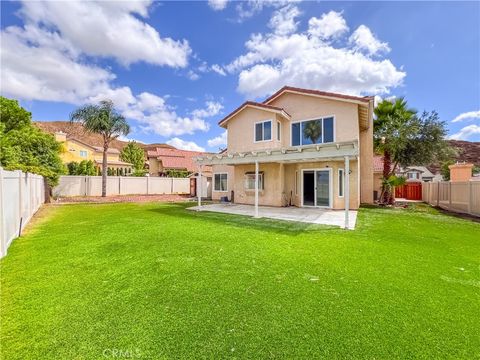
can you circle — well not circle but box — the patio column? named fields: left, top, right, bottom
left=197, top=165, right=202, bottom=210
left=254, top=160, right=259, bottom=218
left=344, top=156, right=350, bottom=229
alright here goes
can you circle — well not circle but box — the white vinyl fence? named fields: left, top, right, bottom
left=0, top=168, right=45, bottom=257
left=422, top=181, right=480, bottom=217
left=53, top=176, right=191, bottom=197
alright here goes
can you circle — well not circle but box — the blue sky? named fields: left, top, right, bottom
left=1, top=1, right=479, bottom=151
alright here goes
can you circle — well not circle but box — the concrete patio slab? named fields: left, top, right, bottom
left=188, top=204, right=357, bottom=229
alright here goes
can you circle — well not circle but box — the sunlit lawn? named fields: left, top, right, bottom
left=1, top=202, right=479, bottom=359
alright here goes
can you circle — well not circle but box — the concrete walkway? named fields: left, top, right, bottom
left=189, top=204, right=357, bottom=229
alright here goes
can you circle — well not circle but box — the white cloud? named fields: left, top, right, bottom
left=191, top=101, right=224, bottom=118
left=268, top=5, right=301, bottom=36
left=349, top=25, right=390, bottom=55
left=187, top=70, right=200, bottom=81
left=449, top=125, right=480, bottom=140
left=452, top=110, right=480, bottom=123
left=308, top=11, right=348, bottom=40
left=166, top=137, right=205, bottom=152
left=207, top=131, right=228, bottom=148
left=208, top=0, right=228, bottom=11
left=211, top=64, right=227, bottom=76
left=226, top=7, right=404, bottom=98
left=18, top=0, right=191, bottom=67
left=235, top=0, right=296, bottom=21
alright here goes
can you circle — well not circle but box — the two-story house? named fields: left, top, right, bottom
left=195, top=86, right=374, bottom=213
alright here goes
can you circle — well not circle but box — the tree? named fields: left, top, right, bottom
left=374, top=98, right=453, bottom=205
left=70, top=100, right=129, bottom=197
left=303, top=120, right=322, bottom=144
left=120, top=141, right=145, bottom=171
left=0, top=96, right=65, bottom=186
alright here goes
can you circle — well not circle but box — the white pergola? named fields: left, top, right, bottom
left=194, top=141, right=358, bottom=229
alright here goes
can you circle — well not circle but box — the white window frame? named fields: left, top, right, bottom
left=277, top=120, right=281, bottom=141
left=244, top=172, right=264, bottom=191
left=213, top=173, right=228, bottom=192
left=290, top=115, right=335, bottom=147
left=254, top=120, right=273, bottom=143
left=338, top=168, right=344, bottom=198
left=79, top=150, right=88, bottom=157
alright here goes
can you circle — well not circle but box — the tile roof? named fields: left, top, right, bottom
left=147, top=147, right=209, bottom=172
left=263, top=86, right=373, bottom=104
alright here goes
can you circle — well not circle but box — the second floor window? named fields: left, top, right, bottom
left=291, top=116, right=334, bottom=146
left=255, top=120, right=272, bottom=142
left=79, top=150, right=87, bottom=157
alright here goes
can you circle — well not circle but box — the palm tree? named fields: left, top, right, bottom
left=303, top=120, right=322, bottom=144
left=374, top=98, right=416, bottom=205
left=70, top=100, right=130, bottom=197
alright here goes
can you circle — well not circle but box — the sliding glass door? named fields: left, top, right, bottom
left=302, top=169, right=331, bottom=207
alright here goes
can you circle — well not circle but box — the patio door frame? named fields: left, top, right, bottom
left=300, top=168, right=333, bottom=208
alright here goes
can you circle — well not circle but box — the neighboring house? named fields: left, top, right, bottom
left=397, top=166, right=435, bottom=182
left=147, top=147, right=211, bottom=177
left=195, top=86, right=375, bottom=210
left=54, top=132, right=133, bottom=174
left=373, top=155, right=384, bottom=200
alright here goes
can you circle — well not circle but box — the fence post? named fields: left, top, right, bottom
left=468, top=181, right=472, bottom=214
left=171, top=178, right=174, bottom=194
left=17, top=171, right=23, bottom=231
left=118, top=176, right=121, bottom=195
left=146, top=176, right=150, bottom=195
left=436, top=182, right=440, bottom=207
left=0, top=167, right=6, bottom=257
left=85, top=176, right=88, bottom=196
left=448, top=182, right=452, bottom=210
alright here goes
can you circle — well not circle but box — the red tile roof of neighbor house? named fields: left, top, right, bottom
left=263, top=86, right=373, bottom=105
left=147, top=147, right=210, bottom=172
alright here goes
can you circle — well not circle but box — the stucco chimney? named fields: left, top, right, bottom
left=448, top=163, right=473, bottom=182
left=54, top=131, right=67, bottom=142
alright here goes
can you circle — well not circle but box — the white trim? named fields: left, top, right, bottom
left=338, top=168, right=344, bottom=198
left=213, top=172, right=228, bottom=192
left=253, top=119, right=273, bottom=143
left=290, top=115, right=336, bottom=147
left=300, top=168, right=333, bottom=208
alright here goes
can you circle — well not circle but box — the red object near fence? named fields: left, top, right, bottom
left=395, top=182, right=422, bottom=200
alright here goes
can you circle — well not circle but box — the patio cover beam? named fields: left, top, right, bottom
left=344, top=155, right=350, bottom=229
left=195, top=141, right=358, bottom=166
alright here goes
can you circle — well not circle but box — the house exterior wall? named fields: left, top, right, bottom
left=211, top=164, right=235, bottom=201
left=359, top=101, right=374, bottom=204
left=268, top=92, right=360, bottom=144
left=225, top=160, right=359, bottom=209
left=148, top=157, right=161, bottom=176
left=59, top=140, right=120, bottom=164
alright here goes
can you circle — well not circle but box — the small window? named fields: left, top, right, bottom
left=214, top=173, right=228, bottom=191
left=79, top=150, right=87, bottom=157
left=338, top=169, right=344, bottom=197
left=254, top=120, right=272, bottom=142
left=277, top=121, right=281, bottom=141
left=244, top=172, right=264, bottom=190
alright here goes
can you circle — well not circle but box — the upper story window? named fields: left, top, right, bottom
left=277, top=121, right=281, bottom=141
left=79, top=150, right=88, bottom=157
left=407, top=172, right=419, bottom=180
left=291, top=116, right=334, bottom=146
left=255, top=120, right=272, bottom=142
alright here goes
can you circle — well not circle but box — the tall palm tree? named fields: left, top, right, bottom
left=70, top=100, right=130, bottom=197
left=374, top=98, right=416, bottom=204
left=303, top=120, right=322, bottom=144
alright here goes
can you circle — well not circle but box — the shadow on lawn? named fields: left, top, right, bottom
left=148, top=202, right=341, bottom=236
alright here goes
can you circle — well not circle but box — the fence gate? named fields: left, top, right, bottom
left=395, top=182, right=422, bottom=200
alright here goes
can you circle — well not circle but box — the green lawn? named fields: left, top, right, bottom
left=1, top=203, right=479, bottom=359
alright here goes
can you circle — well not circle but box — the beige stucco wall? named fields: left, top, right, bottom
left=373, top=172, right=383, bottom=198
left=268, top=92, right=360, bottom=144
left=148, top=157, right=161, bottom=176
left=60, top=140, right=119, bottom=163
left=358, top=101, right=374, bottom=204
left=212, top=164, right=235, bottom=201
left=227, top=160, right=359, bottom=210
left=226, top=107, right=283, bottom=153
